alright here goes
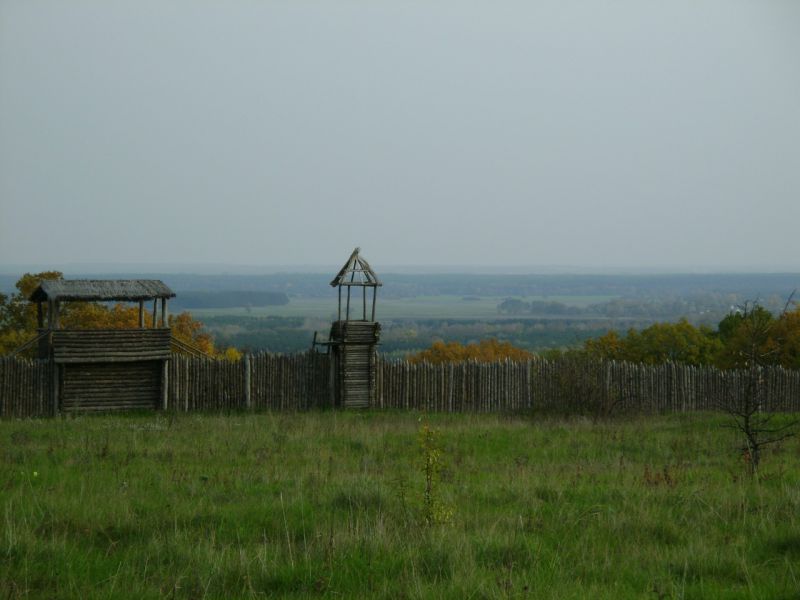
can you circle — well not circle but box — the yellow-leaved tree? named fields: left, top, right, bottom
left=407, top=339, right=535, bottom=364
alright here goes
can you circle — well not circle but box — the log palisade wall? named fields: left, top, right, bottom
left=0, top=358, right=53, bottom=418
left=2, top=353, right=800, bottom=418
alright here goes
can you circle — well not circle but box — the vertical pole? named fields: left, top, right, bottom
left=45, top=300, right=54, bottom=360
left=244, top=355, right=252, bottom=409
left=161, top=298, right=168, bottom=328
left=346, top=287, right=351, bottom=321
left=162, top=359, right=169, bottom=410
left=362, top=286, right=366, bottom=320
left=338, top=286, right=342, bottom=321
left=52, top=363, right=59, bottom=416
left=37, top=302, right=48, bottom=358
left=371, top=286, right=377, bottom=322
left=152, top=299, right=158, bottom=328
left=53, top=301, right=60, bottom=329
left=138, top=301, right=144, bottom=328
left=330, top=350, right=337, bottom=408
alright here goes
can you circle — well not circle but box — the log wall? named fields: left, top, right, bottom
left=61, top=361, right=162, bottom=412
left=2, top=353, right=800, bottom=417
left=329, top=321, right=380, bottom=408
left=52, top=329, right=171, bottom=363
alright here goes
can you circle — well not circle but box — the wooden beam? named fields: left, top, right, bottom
left=161, top=359, right=168, bottom=410
left=52, top=363, right=59, bottom=416
left=37, top=302, right=44, bottom=328
left=138, top=301, right=145, bottom=328
left=244, top=356, right=252, bottom=409
left=371, top=286, right=377, bottom=322
left=161, top=298, right=168, bottom=328
left=362, top=286, right=366, bottom=320
left=152, top=299, right=157, bottom=329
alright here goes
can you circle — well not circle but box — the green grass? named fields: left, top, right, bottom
left=2, top=411, right=799, bottom=598
left=189, top=294, right=617, bottom=320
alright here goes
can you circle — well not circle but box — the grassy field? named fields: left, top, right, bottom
left=2, top=412, right=799, bottom=599
left=189, top=295, right=617, bottom=321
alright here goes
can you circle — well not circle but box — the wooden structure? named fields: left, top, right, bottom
left=29, top=279, right=175, bottom=413
left=6, top=354, right=800, bottom=418
left=325, top=248, right=382, bottom=408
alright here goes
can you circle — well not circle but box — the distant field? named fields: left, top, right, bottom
left=2, top=412, right=798, bottom=598
left=190, top=295, right=617, bottom=320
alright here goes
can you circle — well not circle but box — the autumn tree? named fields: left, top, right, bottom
left=713, top=298, right=800, bottom=370
left=584, top=319, right=721, bottom=366
left=770, top=306, right=800, bottom=369
left=407, top=339, right=535, bottom=364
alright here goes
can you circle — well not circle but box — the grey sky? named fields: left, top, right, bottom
left=1, top=1, right=799, bottom=271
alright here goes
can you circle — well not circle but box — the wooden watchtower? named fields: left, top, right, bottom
left=29, top=279, right=175, bottom=413
left=327, top=248, right=381, bottom=408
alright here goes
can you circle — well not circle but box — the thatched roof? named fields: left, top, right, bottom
left=330, top=248, right=381, bottom=287
left=29, top=279, right=175, bottom=302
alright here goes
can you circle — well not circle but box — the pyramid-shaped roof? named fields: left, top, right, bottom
left=330, top=248, right=381, bottom=287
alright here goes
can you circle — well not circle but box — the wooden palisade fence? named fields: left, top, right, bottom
left=0, top=357, right=53, bottom=418
left=2, top=353, right=800, bottom=417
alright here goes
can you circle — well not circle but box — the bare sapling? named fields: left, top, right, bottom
left=717, top=299, right=799, bottom=476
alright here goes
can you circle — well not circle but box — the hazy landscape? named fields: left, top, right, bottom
left=3, top=0, right=800, bottom=598
left=3, top=270, right=798, bottom=356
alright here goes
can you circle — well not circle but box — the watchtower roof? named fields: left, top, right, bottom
left=29, top=279, right=175, bottom=303
left=330, top=248, right=382, bottom=287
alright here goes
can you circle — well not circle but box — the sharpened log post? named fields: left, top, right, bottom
left=162, top=359, right=168, bottom=410
left=330, top=351, right=337, bottom=408
left=52, top=363, right=59, bottom=416
left=244, top=355, right=252, bottom=409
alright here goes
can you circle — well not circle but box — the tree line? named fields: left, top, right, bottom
left=409, top=299, right=800, bottom=370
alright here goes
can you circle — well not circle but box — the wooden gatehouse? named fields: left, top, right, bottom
left=29, top=280, right=175, bottom=413
left=320, top=248, right=382, bottom=408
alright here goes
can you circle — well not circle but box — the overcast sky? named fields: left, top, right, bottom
left=1, top=1, right=799, bottom=272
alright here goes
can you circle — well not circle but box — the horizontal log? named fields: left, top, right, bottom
left=63, top=401, right=158, bottom=408
left=56, top=355, right=169, bottom=364
left=63, top=405, right=157, bottom=412
left=63, top=390, right=160, bottom=398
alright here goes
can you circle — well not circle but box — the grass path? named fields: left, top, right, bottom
left=2, top=411, right=799, bottom=598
